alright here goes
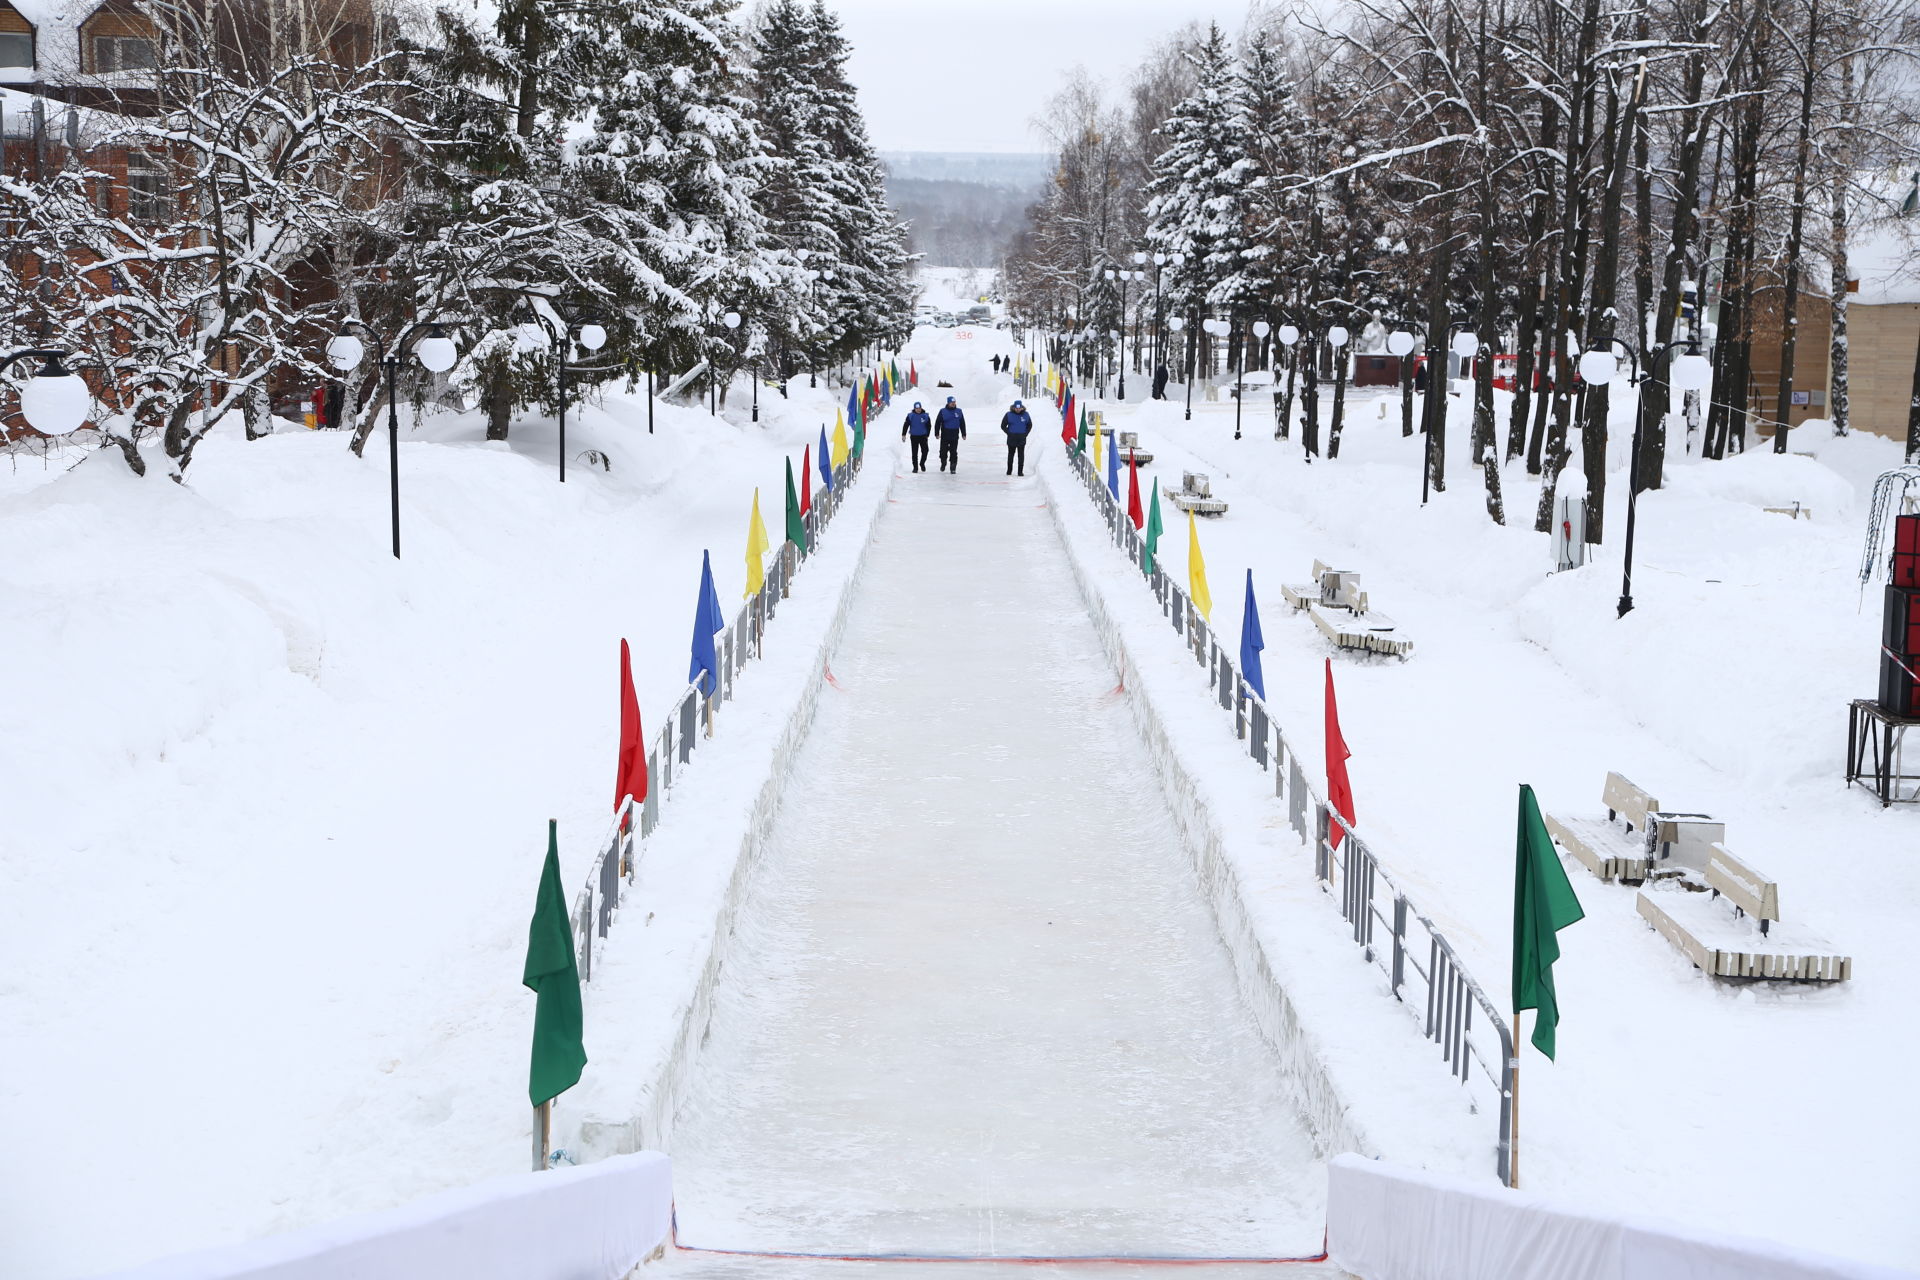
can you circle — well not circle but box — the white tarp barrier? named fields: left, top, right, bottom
left=1326, top=1154, right=1912, bottom=1280
left=99, top=1152, right=672, bottom=1280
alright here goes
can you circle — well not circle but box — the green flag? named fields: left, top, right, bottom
left=1074, top=406, right=1088, bottom=455
left=524, top=820, right=586, bottom=1107
left=784, top=456, right=807, bottom=556
left=1513, top=784, right=1584, bottom=1060
left=1142, top=479, right=1164, bottom=575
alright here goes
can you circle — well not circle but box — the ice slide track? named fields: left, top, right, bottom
left=654, top=459, right=1344, bottom=1276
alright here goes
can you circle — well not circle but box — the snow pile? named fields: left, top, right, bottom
left=0, top=373, right=864, bottom=1280
left=1076, top=376, right=1920, bottom=1269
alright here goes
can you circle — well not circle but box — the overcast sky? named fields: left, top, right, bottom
left=831, top=0, right=1259, bottom=155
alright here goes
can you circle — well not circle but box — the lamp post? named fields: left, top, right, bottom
left=1247, top=319, right=1271, bottom=441
left=1601, top=338, right=1708, bottom=617
left=1118, top=268, right=1138, bottom=400
left=329, top=319, right=460, bottom=559
left=1170, top=315, right=1190, bottom=420
left=517, top=302, right=608, bottom=483
left=1, top=348, right=93, bottom=437
left=1147, top=251, right=1168, bottom=393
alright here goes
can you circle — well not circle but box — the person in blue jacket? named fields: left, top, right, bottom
left=901, top=401, right=932, bottom=472
left=1000, top=398, right=1034, bottom=476
left=934, top=396, right=967, bottom=473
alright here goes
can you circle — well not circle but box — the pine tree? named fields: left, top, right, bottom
left=564, top=0, right=802, bottom=384
left=1144, top=25, right=1247, bottom=320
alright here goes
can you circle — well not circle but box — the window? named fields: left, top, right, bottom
left=0, top=30, right=32, bottom=69
left=126, top=152, right=167, bottom=222
left=92, top=34, right=156, bottom=72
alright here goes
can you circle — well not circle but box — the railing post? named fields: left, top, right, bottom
left=1391, top=895, right=1408, bottom=997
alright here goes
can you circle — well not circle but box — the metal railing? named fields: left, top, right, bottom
left=1064, top=444, right=1513, bottom=1182
left=567, top=453, right=865, bottom=982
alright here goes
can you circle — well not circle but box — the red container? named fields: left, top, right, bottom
left=1893, top=514, right=1920, bottom=589
left=1883, top=586, right=1920, bottom=717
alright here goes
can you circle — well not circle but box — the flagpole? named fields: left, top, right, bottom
left=532, top=1098, right=551, bottom=1172
left=1509, top=1009, right=1522, bottom=1188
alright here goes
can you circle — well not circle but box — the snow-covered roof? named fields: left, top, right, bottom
left=0, top=0, right=156, bottom=89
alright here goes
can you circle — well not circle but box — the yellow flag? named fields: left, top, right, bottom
left=831, top=410, right=850, bottom=467
left=744, top=488, right=770, bottom=598
left=1187, top=510, right=1212, bottom=619
left=1092, top=412, right=1104, bottom=472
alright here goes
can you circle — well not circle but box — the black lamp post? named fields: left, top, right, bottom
left=329, top=319, right=460, bottom=560
left=518, top=301, right=608, bottom=483
left=1, top=348, right=93, bottom=437
left=1602, top=336, right=1709, bottom=616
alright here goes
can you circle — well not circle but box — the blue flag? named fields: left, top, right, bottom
left=1240, top=569, right=1266, bottom=701
left=818, top=426, right=835, bottom=492
left=1106, top=425, right=1120, bottom=498
left=688, top=550, right=726, bottom=697
left=846, top=384, right=859, bottom=427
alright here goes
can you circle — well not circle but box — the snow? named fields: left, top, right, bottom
left=1073, top=371, right=1920, bottom=1270
left=7, top=269, right=1919, bottom=1278
left=0, top=371, right=869, bottom=1279
left=662, top=468, right=1324, bottom=1259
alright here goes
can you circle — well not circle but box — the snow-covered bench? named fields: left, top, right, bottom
left=1635, top=846, right=1851, bottom=982
left=1541, top=771, right=1660, bottom=883
left=1278, top=561, right=1412, bottom=659
left=1116, top=430, right=1154, bottom=465
left=1167, top=471, right=1228, bottom=517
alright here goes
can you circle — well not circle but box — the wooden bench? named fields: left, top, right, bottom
left=1278, top=561, right=1410, bottom=658
left=1542, top=771, right=1658, bottom=883
left=1168, top=470, right=1228, bottom=517
left=1635, top=845, right=1850, bottom=982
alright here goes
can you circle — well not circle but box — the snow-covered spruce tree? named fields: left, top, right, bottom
left=1144, top=25, right=1245, bottom=385
left=790, top=0, right=917, bottom=361
left=561, top=0, right=805, bottom=396
left=379, top=0, right=600, bottom=448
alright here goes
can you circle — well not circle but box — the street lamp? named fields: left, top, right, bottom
left=1606, top=337, right=1706, bottom=617
left=1386, top=327, right=1416, bottom=441
left=2, top=348, right=93, bottom=435
left=330, top=318, right=461, bottom=559
left=516, top=301, right=608, bottom=483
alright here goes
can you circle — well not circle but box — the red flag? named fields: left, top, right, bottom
left=801, top=445, right=813, bottom=515
left=615, top=639, right=649, bottom=812
left=1127, top=450, right=1143, bottom=528
left=1325, top=659, right=1355, bottom=850
left=910, top=360, right=918, bottom=387
left=1061, top=391, right=1076, bottom=446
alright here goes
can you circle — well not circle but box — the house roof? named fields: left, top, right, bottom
left=0, top=1, right=153, bottom=87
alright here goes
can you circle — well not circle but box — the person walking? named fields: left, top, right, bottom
left=990, top=354, right=1002, bottom=374
left=934, top=396, right=967, bottom=472
left=1152, top=363, right=1169, bottom=400
left=901, top=401, right=932, bottom=472
left=1000, top=398, right=1034, bottom=476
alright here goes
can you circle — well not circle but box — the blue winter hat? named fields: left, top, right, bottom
left=1012, top=400, right=1024, bottom=408
left=946, top=396, right=957, bottom=403
left=913, top=401, right=922, bottom=409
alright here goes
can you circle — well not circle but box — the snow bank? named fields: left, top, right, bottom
left=0, top=370, right=870, bottom=1279
left=1038, top=444, right=1492, bottom=1181
left=100, top=1152, right=671, bottom=1280
left=1326, top=1154, right=1911, bottom=1280
left=569, top=453, right=890, bottom=1160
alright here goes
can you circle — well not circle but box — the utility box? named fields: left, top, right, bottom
left=1553, top=495, right=1586, bottom=572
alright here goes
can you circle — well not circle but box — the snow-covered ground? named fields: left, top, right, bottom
left=1070, top=360, right=1920, bottom=1269
left=6, top=271, right=1915, bottom=1277
left=0, top=368, right=861, bottom=1279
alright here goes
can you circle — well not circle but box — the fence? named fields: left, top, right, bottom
left=1063, top=444, right=1514, bottom=1183
left=567, top=452, right=863, bottom=984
